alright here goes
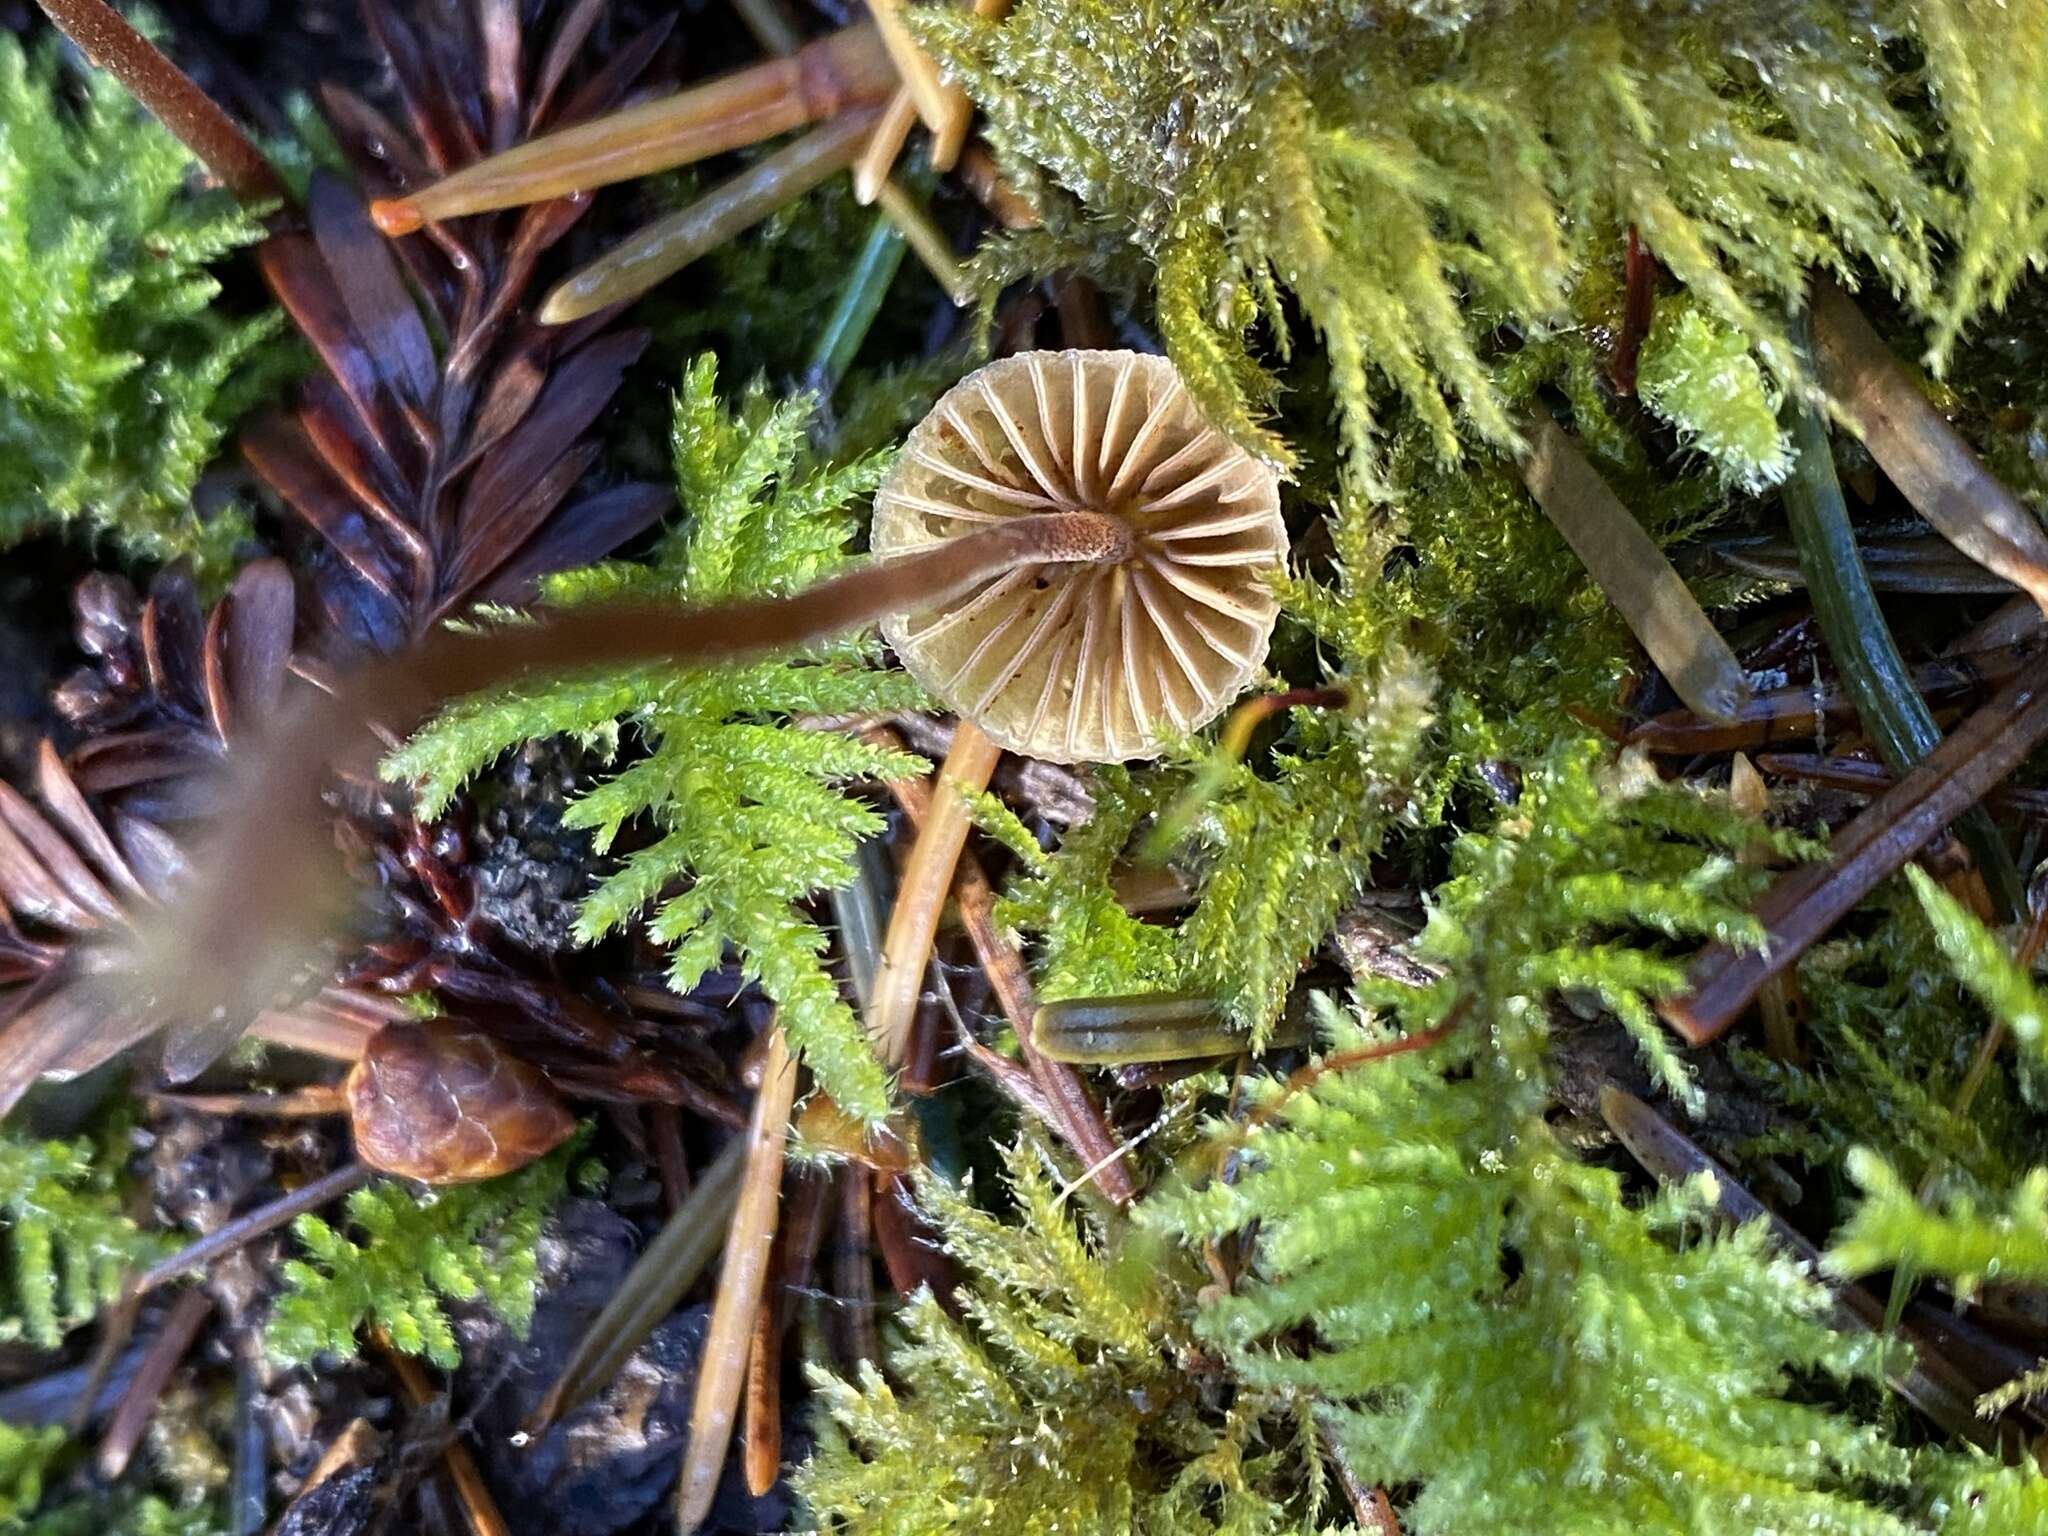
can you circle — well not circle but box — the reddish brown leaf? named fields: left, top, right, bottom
left=456, top=329, right=647, bottom=536
left=362, top=0, right=480, bottom=173
left=307, top=170, right=438, bottom=409
left=472, top=482, right=669, bottom=607
left=223, top=559, right=297, bottom=727
left=243, top=418, right=406, bottom=604
left=445, top=441, right=601, bottom=608
left=256, top=234, right=407, bottom=459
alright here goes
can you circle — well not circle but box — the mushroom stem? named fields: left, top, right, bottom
left=865, top=721, right=1003, bottom=1069
left=118, top=509, right=1137, bottom=1112
left=34, top=0, right=284, bottom=207
left=368, top=23, right=896, bottom=234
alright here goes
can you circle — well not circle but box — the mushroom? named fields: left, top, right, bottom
left=872, top=349, right=1288, bottom=763
left=76, top=350, right=1288, bottom=1094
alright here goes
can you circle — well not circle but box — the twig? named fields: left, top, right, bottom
left=143, top=1084, right=346, bottom=1118
left=676, top=1026, right=799, bottom=1534
left=1610, top=225, right=1656, bottom=396
left=34, top=0, right=284, bottom=205
left=1248, top=1010, right=1465, bottom=1129
left=132, top=1161, right=373, bottom=1298
left=97, top=1289, right=212, bottom=1479
left=1662, top=650, right=2048, bottom=1045
left=374, top=1332, right=512, bottom=1536
left=1518, top=415, right=1749, bottom=722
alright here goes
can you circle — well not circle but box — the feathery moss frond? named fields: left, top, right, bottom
left=0, top=29, right=292, bottom=576
left=924, top=0, right=2048, bottom=488
left=1636, top=298, right=1791, bottom=490
left=1827, top=1149, right=2048, bottom=1298
left=267, top=1135, right=582, bottom=1369
left=388, top=357, right=926, bottom=1120
left=796, top=1142, right=1309, bottom=1535
left=0, top=1127, right=168, bottom=1349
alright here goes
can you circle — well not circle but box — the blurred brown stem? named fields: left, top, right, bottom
left=35, top=0, right=283, bottom=205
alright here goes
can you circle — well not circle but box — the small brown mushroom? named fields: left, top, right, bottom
left=344, top=1021, right=575, bottom=1184
left=872, top=350, right=1288, bottom=763
left=91, top=353, right=1289, bottom=1091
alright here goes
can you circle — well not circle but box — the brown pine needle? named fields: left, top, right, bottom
left=854, top=86, right=920, bottom=205
left=525, top=1137, right=747, bottom=1436
left=1663, top=649, right=2048, bottom=1045
left=97, top=1289, right=212, bottom=1479
left=370, top=24, right=895, bottom=232
left=863, top=0, right=962, bottom=144
left=865, top=722, right=1002, bottom=1067
left=676, top=1027, right=799, bottom=1534
left=539, top=107, right=882, bottom=323
left=872, top=175, right=973, bottom=306
left=1812, top=279, right=2048, bottom=618
left=1518, top=415, right=1749, bottom=722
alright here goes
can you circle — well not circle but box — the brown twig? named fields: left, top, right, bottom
left=97, top=1289, right=212, bottom=1479
left=374, top=1331, right=512, bottom=1536
left=1662, top=650, right=2048, bottom=1045
left=865, top=726, right=1138, bottom=1205
left=676, top=1026, right=799, bottom=1533
left=34, top=0, right=284, bottom=205
left=131, top=1161, right=373, bottom=1298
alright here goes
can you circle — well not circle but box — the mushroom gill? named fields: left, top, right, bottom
left=871, top=350, right=1287, bottom=763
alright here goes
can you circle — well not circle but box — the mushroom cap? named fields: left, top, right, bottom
left=871, top=350, right=1287, bottom=763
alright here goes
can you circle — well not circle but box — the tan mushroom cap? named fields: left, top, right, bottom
left=871, top=350, right=1287, bottom=763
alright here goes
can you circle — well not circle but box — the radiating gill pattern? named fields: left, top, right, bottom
left=871, top=350, right=1287, bottom=763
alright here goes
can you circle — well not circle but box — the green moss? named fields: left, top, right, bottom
left=267, top=1135, right=581, bottom=1369
left=389, top=357, right=927, bottom=1121
left=0, top=30, right=294, bottom=577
